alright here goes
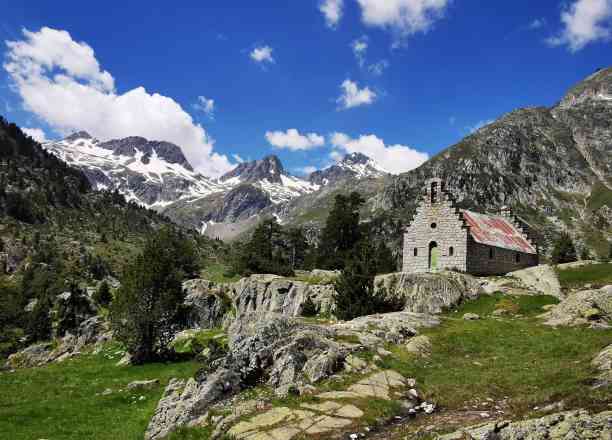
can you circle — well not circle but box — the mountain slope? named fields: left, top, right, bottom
left=308, top=152, right=387, bottom=186
left=43, top=133, right=225, bottom=208
left=375, top=68, right=612, bottom=257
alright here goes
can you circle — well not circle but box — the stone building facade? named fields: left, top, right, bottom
left=402, top=179, right=538, bottom=276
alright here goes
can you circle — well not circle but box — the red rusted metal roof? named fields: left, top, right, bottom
left=462, top=210, right=537, bottom=254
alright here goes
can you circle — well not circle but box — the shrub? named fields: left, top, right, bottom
left=25, top=296, right=52, bottom=342
left=301, top=296, right=319, bottom=317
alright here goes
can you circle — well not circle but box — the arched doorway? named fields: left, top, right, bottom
left=429, top=241, right=439, bottom=271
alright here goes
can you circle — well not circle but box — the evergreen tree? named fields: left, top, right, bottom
left=110, top=228, right=197, bottom=364
left=94, top=280, right=113, bottom=307
left=580, top=247, right=591, bottom=261
left=374, top=242, right=397, bottom=274
left=551, top=233, right=577, bottom=264
left=56, top=282, right=95, bottom=337
left=234, top=218, right=293, bottom=276
left=286, top=226, right=308, bottom=270
left=25, top=295, right=52, bottom=342
left=333, top=241, right=402, bottom=321
left=318, top=192, right=365, bottom=270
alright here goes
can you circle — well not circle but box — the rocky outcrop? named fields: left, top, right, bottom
left=183, top=279, right=231, bottom=329
left=592, top=344, right=612, bottom=388
left=146, top=309, right=439, bottom=440
left=508, top=265, right=563, bottom=299
left=540, top=285, right=612, bottom=327
left=230, top=275, right=336, bottom=319
left=375, top=272, right=485, bottom=314
left=5, top=315, right=110, bottom=369
left=437, top=409, right=612, bottom=439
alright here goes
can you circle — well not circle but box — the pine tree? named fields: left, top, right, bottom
left=374, top=242, right=397, bottom=274
left=56, top=282, right=94, bottom=337
left=26, top=295, right=52, bottom=342
left=580, top=247, right=590, bottom=261
left=551, top=233, right=577, bottom=264
left=110, top=228, right=197, bottom=364
left=318, top=192, right=365, bottom=270
left=94, top=280, right=113, bottom=307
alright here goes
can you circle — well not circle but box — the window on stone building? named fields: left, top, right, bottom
left=515, top=253, right=520, bottom=263
left=431, top=222, right=437, bottom=229
left=431, top=182, right=438, bottom=203
left=489, top=248, right=494, bottom=259
left=414, top=248, right=418, bottom=257
left=449, top=246, right=454, bottom=256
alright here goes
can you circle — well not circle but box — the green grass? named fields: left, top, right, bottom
left=378, top=294, right=611, bottom=415
left=557, top=262, right=612, bottom=289
left=0, top=344, right=199, bottom=440
left=200, top=262, right=241, bottom=283
left=587, top=182, right=612, bottom=212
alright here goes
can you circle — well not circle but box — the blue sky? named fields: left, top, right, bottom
left=1, top=0, right=611, bottom=177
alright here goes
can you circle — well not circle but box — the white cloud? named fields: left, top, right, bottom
left=22, top=127, right=48, bottom=143
left=356, top=0, right=450, bottom=41
left=330, top=132, right=428, bottom=174
left=4, top=27, right=233, bottom=177
left=265, top=128, right=325, bottom=151
left=548, top=0, right=612, bottom=52
left=337, top=79, right=377, bottom=110
left=194, top=95, right=215, bottom=119
left=320, top=0, right=344, bottom=29
left=466, top=119, right=494, bottom=134
left=367, top=59, right=389, bottom=75
left=351, top=36, right=369, bottom=66
left=232, top=154, right=245, bottom=163
left=250, top=45, right=275, bottom=64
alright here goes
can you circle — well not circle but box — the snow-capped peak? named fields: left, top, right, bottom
left=308, top=152, right=388, bottom=186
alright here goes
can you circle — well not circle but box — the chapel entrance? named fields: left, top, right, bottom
left=429, top=241, right=439, bottom=271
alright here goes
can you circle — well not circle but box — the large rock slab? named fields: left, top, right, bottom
left=592, top=344, right=612, bottom=388
left=182, top=279, right=231, bottom=329
left=229, top=275, right=335, bottom=319
left=375, top=272, right=485, bottom=314
left=540, top=285, right=612, bottom=327
left=508, top=265, right=563, bottom=299
left=437, top=409, right=612, bottom=439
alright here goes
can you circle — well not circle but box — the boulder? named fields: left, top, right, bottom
left=507, top=265, right=563, bottom=299
left=405, top=335, right=432, bottom=357
left=6, top=342, right=53, bottom=369
left=437, top=409, right=612, bottom=439
left=182, top=279, right=231, bottom=329
left=375, top=272, right=485, bottom=314
left=463, top=313, right=480, bottom=320
left=128, top=379, right=160, bottom=391
left=541, top=286, right=612, bottom=327
left=592, top=344, right=612, bottom=388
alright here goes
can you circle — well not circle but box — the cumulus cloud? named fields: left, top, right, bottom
left=250, top=45, right=275, bottom=64
left=330, top=132, right=428, bottom=174
left=351, top=36, right=369, bottom=66
left=337, top=79, right=377, bottom=110
left=4, top=27, right=232, bottom=177
left=548, top=0, right=612, bottom=52
left=320, top=0, right=344, bottom=29
left=22, top=127, right=49, bottom=143
left=194, top=95, right=215, bottom=119
left=356, top=0, right=450, bottom=41
left=265, top=128, right=325, bottom=151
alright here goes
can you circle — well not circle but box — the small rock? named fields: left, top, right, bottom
left=127, top=379, right=160, bottom=391
left=463, top=313, right=480, bottom=320
left=101, top=388, right=112, bottom=396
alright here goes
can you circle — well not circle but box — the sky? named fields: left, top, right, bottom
left=1, top=0, right=611, bottom=177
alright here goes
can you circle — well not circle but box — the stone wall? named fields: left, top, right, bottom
left=466, top=238, right=539, bottom=275
left=402, top=179, right=468, bottom=273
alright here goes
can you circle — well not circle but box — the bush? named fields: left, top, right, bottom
left=25, top=296, right=52, bottom=342
left=333, top=241, right=403, bottom=321
left=301, top=296, right=319, bottom=317
left=110, top=227, right=198, bottom=364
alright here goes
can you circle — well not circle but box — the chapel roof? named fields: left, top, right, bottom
left=461, top=210, right=537, bottom=255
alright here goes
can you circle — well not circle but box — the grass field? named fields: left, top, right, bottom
left=380, top=294, right=612, bottom=416
left=557, top=262, right=612, bottom=289
left=0, top=344, right=199, bottom=440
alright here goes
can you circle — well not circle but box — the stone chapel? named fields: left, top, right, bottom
left=402, top=178, right=539, bottom=276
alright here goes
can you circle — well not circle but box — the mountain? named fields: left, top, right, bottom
left=43, top=133, right=225, bottom=208
left=308, top=152, right=387, bottom=186
left=373, top=67, right=612, bottom=258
